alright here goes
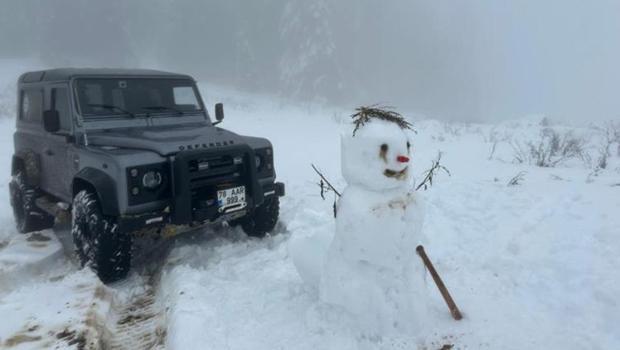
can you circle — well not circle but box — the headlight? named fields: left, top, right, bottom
left=254, top=147, right=273, bottom=175
left=142, top=171, right=162, bottom=189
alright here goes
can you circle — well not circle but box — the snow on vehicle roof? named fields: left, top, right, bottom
left=19, top=68, right=193, bottom=83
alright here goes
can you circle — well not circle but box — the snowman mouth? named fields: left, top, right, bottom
left=384, top=167, right=408, bottom=180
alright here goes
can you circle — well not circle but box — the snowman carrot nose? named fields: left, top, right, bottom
left=396, top=155, right=410, bottom=163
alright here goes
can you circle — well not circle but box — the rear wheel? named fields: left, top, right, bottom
left=72, top=190, right=131, bottom=283
left=9, top=171, right=54, bottom=233
left=240, top=196, right=280, bottom=238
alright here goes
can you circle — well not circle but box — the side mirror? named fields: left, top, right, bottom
left=43, top=110, right=60, bottom=133
left=213, top=103, right=224, bottom=125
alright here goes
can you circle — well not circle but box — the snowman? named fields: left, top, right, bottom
left=316, top=112, right=430, bottom=336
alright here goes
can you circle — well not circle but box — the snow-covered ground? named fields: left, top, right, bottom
left=0, top=60, right=619, bottom=349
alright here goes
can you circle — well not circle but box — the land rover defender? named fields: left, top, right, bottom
left=9, top=68, right=284, bottom=282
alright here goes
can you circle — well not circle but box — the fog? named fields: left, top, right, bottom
left=1, top=0, right=619, bottom=122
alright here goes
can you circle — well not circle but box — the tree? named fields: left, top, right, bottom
left=279, top=0, right=343, bottom=102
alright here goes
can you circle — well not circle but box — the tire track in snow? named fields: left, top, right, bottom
left=96, top=237, right=173, bottom=350
left=100, top=225, right=265, bottom=350
left=102, top=281, right=166, bottom=350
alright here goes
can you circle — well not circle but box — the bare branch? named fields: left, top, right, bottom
left=488, top=141, right=498, bottom=160
left=311, top=164, right=341, bottom=218
left=415, top=152, right=451, bottom=191
left=507, top=171, right=526, bottom=186
left=311, top=164, right=341, bottom=197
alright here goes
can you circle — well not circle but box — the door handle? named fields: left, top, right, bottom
left=44, top=148, right=54, bottom=156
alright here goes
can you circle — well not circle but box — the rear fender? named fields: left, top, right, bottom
left=12, top=150, right=41, bottom=187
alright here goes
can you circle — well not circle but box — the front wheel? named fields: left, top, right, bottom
left=72, top=190, right=131, bottom=283
left=240, top=196, right=280, bottom=238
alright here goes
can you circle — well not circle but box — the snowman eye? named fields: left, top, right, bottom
left=379, top=143, right=388, bottom=162
left=406, top=142, right=411, bottom=151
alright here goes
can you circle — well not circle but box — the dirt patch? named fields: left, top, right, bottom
left=69, top=334, right=87, bottom=349
left=28, top=242, right=48, bottom=248
left=27, top=232, right=51, bottom=242
left=0, top=240, right=8, bottom=250
left=3, top=322, right=44, bottom=347
left=155, top=328, right=167, bottom=346
left=425, top=333, right=461, bottom=350
left=56, top=328, right=76, bottom=340
left=94, top=285, right=108, bottom=300
left=68, top=335, right=87, bottom=350
left=56, top=328, right=88, bottom=350
left=117, top=313, right=155, bottom=326
left=115, top=290, right=157, bottom=326
left=3, top=334, right=42, bottom=347
left=49, top=274, right=65, bottom=282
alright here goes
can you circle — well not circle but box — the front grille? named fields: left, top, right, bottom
left=188, top=155, right=245, bottom=217
left=188, top=155, right=241, bottom=189
left=172, top=145, right=260, bottom=224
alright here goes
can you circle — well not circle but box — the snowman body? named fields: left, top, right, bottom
left=319, top=119, right=430, bottom=335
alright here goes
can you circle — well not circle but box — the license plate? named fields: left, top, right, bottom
left=217, top=186, right=247, bottom=213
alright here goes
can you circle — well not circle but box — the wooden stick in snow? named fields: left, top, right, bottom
left=416, top=245, right=463, bottom=321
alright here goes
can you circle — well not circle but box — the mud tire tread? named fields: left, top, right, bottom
left=9, top=171, right=54, bottom=233
left=72, top=190, right=131, bottom=283
left=241, top=196, right=280, bottom=238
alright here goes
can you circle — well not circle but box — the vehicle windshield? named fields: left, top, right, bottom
left=75, top=78, right=204, bottom=118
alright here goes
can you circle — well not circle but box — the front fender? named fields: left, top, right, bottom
left=73, top=167, right=119, bottom=216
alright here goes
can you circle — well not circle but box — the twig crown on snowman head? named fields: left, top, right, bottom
left=351, top=105, right=413, bottom=137
left=342, top=106, right=414, bottom=191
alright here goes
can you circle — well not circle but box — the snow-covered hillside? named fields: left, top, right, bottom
left=0, top=63, right=619, bottom=349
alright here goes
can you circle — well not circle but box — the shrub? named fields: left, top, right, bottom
left=512, top=128, right=587, bottom=167
left=594, top=121, right=620, bottom=169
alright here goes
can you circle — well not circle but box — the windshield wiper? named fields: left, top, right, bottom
left=87, top=104, right=136, bottom=118
left=141, top=106, right=184, bottom=116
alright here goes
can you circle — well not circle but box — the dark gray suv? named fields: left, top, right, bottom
left=9, top=68, right=284, bottom=282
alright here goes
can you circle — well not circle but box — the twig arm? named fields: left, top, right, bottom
left=311, top=164, right=342, bottom=197
left=415, top=152, right=450, bottom=191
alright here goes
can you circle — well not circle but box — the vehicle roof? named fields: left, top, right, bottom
left=19, top=68, right=194, bottom=84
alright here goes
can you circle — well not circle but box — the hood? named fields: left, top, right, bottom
left=88, top=124, right=247, bottom=156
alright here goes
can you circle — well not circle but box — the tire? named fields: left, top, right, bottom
left=72, top=190, right=131, bottom=283
left=9, top=171, right=54, bottom=233
left=241, top=196, right=280, bottom=238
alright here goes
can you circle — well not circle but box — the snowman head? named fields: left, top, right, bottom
left=341, top=118, right=413, bottom=191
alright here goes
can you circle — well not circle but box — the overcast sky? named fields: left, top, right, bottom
left=1, top=0, right=619, bottom=122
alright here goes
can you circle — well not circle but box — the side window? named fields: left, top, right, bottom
left=52, top=88, right=71, bottom=132
left=20, top=89, right=43, bottom=123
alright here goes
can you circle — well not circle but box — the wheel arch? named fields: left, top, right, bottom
left=72, top=168, right=120, bottom=216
